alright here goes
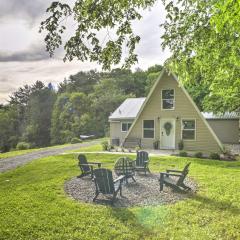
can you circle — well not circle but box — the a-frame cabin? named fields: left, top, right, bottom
left=109, top=69, right=224, bottom=153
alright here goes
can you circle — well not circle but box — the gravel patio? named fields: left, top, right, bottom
left=65, top=173, right=197, bottom=208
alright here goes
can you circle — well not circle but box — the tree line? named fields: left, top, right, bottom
left=0, top=63, right=235, bottom=152
left=1, top=65, right=168, bottom=152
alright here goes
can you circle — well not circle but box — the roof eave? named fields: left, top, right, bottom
left=109, top=117, right=136, bottom=121
left=206, top=117, right=239, bottom=120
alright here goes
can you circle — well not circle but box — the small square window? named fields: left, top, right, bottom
left=162, top=89, right=174, bottom=99
left=182, top=120, right=195, bottom=129
left=121, top=122, right=132, bottom=132
left=182, top=130, right=195, bottom=140
left=143, top=120, right=154, bottom=129
left=162, top=99, right=174, bottom=109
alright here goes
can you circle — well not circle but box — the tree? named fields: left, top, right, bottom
left=145, top=72, right=159, bottom=94
left=9, top=85, right=32, bottom=106
left=60, top=70, right=100, bottom=94
left=0, top=106, right=19, bottom=152
left=184, top=75, right=210, bottom=111
left=101, top=68, right=147, bottom=97
left=40, top=0, right=240, bottom=112
left=145, top=64, right=163, bottom=94
left=51, top=93, right=72, bottom=144
left=147, top=64, right=163, bottom=74
left=51, top=92, right=90, bottom=144
left=90, top=78, right=133, bottom=135
left=24, top=82, right=56, bottom=147
left=40, top=0, right=156, bottom=69
left=161, top=0, right=240, bottom=112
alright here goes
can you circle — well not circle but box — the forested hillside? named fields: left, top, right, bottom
left=0, top=65, right=210, bottom=152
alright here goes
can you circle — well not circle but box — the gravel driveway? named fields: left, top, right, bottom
left=0, top=139, right=101, bottom=173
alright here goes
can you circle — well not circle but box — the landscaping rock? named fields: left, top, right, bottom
left=64, top=173, right=198, bottom=208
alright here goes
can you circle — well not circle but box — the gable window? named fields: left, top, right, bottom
left=121, top=122, right=132, bottom=132
left=162, top=89, right=175, bottom=110
left=143, top=120, right=155, bottom=138
left=182, top=119, right=196, bottom=140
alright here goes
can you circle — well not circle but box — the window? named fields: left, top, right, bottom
left=143, top=120, right=154, bottom=138
left=182, top=120, right=196, bottom=140
left=121, top=122, right=132, bottom=132
left=162, top=89, right=175, bottom=110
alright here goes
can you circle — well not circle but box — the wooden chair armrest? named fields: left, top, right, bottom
left=88, top=162, right=101, bottom=167
left=88, top=162, right=101, bottom=165
left=80, top=163, right=100, bottom=167
left=160, top=172, right=182, bottom=177
left=166, top=169, right=183, bottom=173
left=114, top=175, right=125, bottom=183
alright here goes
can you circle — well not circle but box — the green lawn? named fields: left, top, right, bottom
left=0, top=150, right=239, bottom=239
left=70, top=143, right=103, bottom=153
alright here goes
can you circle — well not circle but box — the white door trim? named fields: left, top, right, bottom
left=160, top=118, right=176, bottom=149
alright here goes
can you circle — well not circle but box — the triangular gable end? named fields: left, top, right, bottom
left=123, top=68, right=223, bottom=151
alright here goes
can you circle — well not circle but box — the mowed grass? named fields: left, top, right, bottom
left=0, top=150, right=240, bottom=240
left=71, top=144, right=103, bottom=153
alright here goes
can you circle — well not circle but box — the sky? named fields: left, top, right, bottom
left=0, top=0, right=170, bottom=104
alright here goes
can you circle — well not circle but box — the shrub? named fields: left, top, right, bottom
left=59, top=130, right=74, bottom=144
left=9, top=136, right=19, bottom=149
left=178, top=140, right=184, bottom=150
left=30, top=143, right=37, bottom=149
left=0, top=145, right=10, bottom=153
left=210, top=152, right=220, bottom=160
left=179, top=151, right=188, bottom=157
left=70, top=138, right=82, bottom=144
left=16, top=142, right=30, bottom=150
left=101, top=141, right=109, bottom=151
left=194, top=152, right=203, bottom=158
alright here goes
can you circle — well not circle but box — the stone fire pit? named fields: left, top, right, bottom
left=65, top=173, right=197, bottom=207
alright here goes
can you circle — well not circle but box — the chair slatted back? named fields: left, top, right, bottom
left=78, top=154, right=90, bottom=173
left=177, top=163, right=191, bottom=185
left=94, top=168, right=115, bottom=194
left=114, top=157, right=134, bottom=176
left=136, top=151, right=149, bottom=167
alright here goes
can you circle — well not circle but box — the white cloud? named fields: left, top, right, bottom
left=0, top=59, right=99, bottom=103
left=0, top=0, right=170, bottom=103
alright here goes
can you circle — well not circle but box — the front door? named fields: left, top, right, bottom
left=160, top=119, right=175, bottom=149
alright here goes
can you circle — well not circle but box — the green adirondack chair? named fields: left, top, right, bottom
left=114, top=157, right=136, bottom=183
left=134, top=151, right=150, bottom=175
left=77, top=154, right=101, bottom=178
left=159, top=163, right=191, bottom=191
left=93, top=168, right=125, bottom=204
